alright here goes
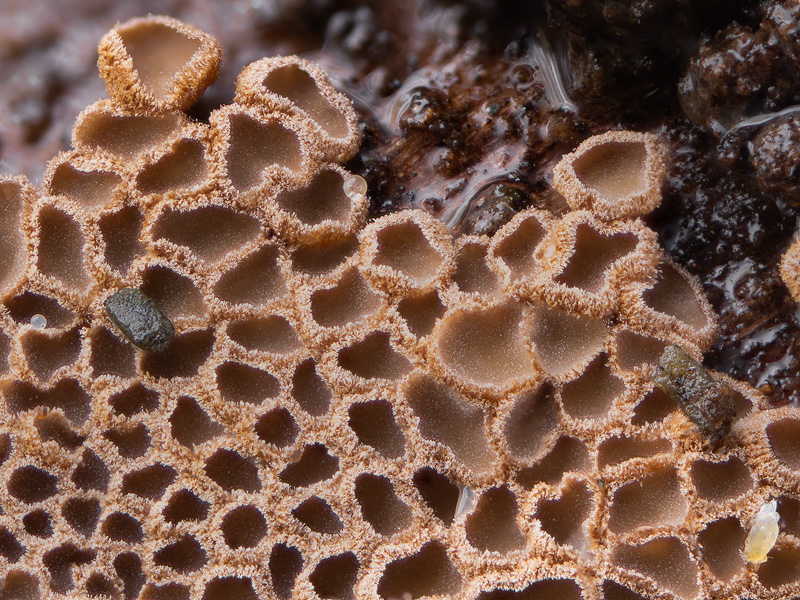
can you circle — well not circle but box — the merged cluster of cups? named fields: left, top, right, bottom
left=0, top=15, right=798, bottom=600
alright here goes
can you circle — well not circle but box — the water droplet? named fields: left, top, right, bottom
left=30, top=314, right=47, bottom=329
left=343, top=174, right=368, bottom=200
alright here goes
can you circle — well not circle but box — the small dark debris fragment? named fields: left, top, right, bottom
left=458, top=183, right=527, bottom=236
left=105, top=288, right=175, bottom=353
left=653, top=345, right=736, bottom=448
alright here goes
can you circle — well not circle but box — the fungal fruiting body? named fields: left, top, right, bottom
left=1, top=15, right=800, bottom=600
left=552, top=130, right=669, bottom=220
left=780, top=237, right=800, bottom=301
left=744, top=500, right=780, bottom=564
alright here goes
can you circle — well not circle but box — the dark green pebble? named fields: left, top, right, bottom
left=105, top=288, right=175, bottom=353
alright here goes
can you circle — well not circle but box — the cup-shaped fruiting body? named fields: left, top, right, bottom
left=394, top=289, right=448, bottom=341
left=265, top=166, right=369, bottom=246
left=40, top=150, right=128, bottom=212
left=29, top=198, right=95, bottom=299
left=145, top=195, right=268, bottom=273
left=780, top=237, right=800, bottom=303
left=97, top=16, right=222, bottom=113
left=208, top=103, right=320, bottom=207
left=133, top=121, right=216, bottom=203
left=534, top=211, right=661, bottom=318
left=427, top=299, right=543, bottom=399
left=529, top=303, right=611, bottom=383
left=208, top=240, right=292, bottom=309
left=401, top=370, right=500, bottom=476
left=553, top=131, right=668, bottom=220
left=442, top=235, right=502, bottom=305
left=486, top=208, right=556, bottom=289
left=494, top=381, right=563, bottom=470
left=294, top=265, right=390, bottom=351
left=235, top=56, right=361, bottom=163
left=72, top=99, right=187, bottom=160
left=619, top=254, right=717, bottom=351
left=321, top=325, right=418, bottom=395
left=0, top=176, right=35, bottom=295
left=359, top=209, right=454, bottom=297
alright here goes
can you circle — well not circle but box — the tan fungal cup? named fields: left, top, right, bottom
left=781, top=238, right=800, bottom=302
left=0, top=15, right=798, bottom=600
left=553, top=130, right=669, bottom=220
left=97, top=16, right=222, bottom=114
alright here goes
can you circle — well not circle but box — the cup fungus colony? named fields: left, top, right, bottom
left=1, top=15, right=800, bottom=600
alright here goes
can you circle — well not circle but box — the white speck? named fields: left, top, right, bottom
left=454, top=484, right=476, bottom=519
left=744, top=499, right=780, bottom=564
left=30, top=314, right=47, bottom=329
left=343, top=174, right=367, bottom=200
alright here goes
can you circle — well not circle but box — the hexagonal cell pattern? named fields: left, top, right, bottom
left=0, top=14, right=791, bottom=600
